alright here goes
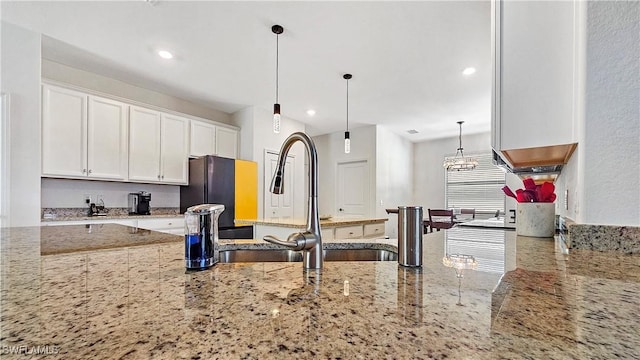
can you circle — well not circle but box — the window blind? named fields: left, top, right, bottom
left=445, top=152, right=505, bottom=216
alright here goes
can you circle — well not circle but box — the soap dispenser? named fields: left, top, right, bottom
left=184, top=204, right=225, bottom=270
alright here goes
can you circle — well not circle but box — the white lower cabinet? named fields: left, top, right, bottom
left=254, top=222, right=386, bottom=241
left=363, top=223, right=385, bottom=238
left=334, top=225, right=364, bottom=239
left=136, top=217, right=185, bottom=235
left=41, top=217, right=185, bottom=236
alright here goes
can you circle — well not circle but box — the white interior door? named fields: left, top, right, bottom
left=264, top=151, right=294, bottom=220
left=336, top=160, right=369, bottom=218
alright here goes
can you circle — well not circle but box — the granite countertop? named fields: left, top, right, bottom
left=40, top=207, right=181, bottom=222
left=1, top=225, right=639, bottom=359
left=236, top=217, right=388, bottom=228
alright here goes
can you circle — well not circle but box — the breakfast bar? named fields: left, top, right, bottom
left=1, top=224, right=639, bottom=359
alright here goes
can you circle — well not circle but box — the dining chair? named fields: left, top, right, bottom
left=428, top=209, right=454, bottom=232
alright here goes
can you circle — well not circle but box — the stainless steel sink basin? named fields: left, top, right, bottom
left=219, top=247, right=397, bottom=263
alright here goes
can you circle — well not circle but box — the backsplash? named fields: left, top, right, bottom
left=41, top=178, right=180, bottom=208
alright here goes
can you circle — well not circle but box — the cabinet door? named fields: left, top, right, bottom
left=494, top=0, right=576, bottom=151
left=160, top=114, right=189, bottom=184
left=87, top=96, right=128, bottom=180
left=42, top=85, right=87, bottom=177
left=215, top=127, right=238, bottom=159
left=189, top=120, right=216, bottom=157
left=129, top=106, right=162, bottom=182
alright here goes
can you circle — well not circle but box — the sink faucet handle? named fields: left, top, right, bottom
left=263, top=233, right=307, bottom=251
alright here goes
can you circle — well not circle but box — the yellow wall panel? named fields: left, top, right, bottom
left=234, top=159, right=258, bottom=220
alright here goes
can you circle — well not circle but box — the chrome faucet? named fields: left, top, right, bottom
left=263, top=132, right=323, bottom=271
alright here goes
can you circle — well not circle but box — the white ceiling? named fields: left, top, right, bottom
left=1, top=1, right=491, bottom=142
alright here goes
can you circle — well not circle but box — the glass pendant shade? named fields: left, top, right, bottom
left=344, top=131, right=351, bottom=154
left=273, top=103, right=281, bottom=134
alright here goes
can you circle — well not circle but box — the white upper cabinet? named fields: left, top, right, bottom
left=492, top=0, right=579, bottom=153
left=189, top=120, right=239, bottom=159
left=129, top=106, right=162, bottom=182
left=128, top=106, right=188, bottom=184
left=215, top=126, right=238, bottom=159
left=42, top=84, right=128, bottom=180
left=160, top=113, right=189, bottom=183
left=87, top=96, right=129, bottom=179
left=189, top=120, right=216, bottom=157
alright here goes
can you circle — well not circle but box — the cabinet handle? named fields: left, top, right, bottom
left=161, top=175, right=164, bottom=179
left=88, top=169, right=92, bottom=174
left=82, top=169, right=87, bottom=174
left=157, top=175, right=161, bottom=180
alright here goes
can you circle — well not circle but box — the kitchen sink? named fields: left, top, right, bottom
left=218, top=247, right=398, bottom=263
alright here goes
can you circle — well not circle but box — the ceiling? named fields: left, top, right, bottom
left=1, top=1, right=491, bottom=142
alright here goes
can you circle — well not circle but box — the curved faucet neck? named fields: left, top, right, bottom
left=275, top=132, right=319, bottom=234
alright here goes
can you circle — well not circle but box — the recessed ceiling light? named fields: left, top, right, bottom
left=306, top=109, right=316, bottom=116
left=407, top=129, right=419, bottom=134
left=462, top=67, right=476, bottom=75
left=158, top=50, right=174, bottom=59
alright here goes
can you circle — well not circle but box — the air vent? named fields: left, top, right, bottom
left=407, top=129, right=419, bottom=134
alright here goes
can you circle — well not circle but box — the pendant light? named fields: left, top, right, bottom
left=272, top=25, right=284, bottom=133
left=343, top=73, right=352, bottom=154
left=443, top=121, right=478, bottom=171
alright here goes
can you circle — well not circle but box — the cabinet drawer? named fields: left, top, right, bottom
left=334, top=225, right=363, bottom=239
left=321, top=228, right=334, bottom=242
left=363, top=223, right=385, bottom=238
left=136, top=218, right=184, bottom=231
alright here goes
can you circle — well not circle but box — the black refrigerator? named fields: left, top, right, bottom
left=180, top=155, right=253, bottom=239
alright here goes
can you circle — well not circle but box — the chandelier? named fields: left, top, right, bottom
left=443, top=121, right=478, bottom=171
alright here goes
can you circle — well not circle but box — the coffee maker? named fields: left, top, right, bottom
left=128, top=191, right=151, bottom=215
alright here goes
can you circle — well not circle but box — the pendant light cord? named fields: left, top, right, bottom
left=346, top=78, right=349, bottom=131
left=275, top=33, right=279, bottom=103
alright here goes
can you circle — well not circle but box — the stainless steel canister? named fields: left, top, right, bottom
left=184, top=204, right=225, bottom=270
left=397, top=206, right=423, bottom=267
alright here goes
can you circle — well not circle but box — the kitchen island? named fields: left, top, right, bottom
left=1, top=225, right=639, bottom=359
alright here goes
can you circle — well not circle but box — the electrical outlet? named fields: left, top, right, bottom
left=84, top=194, right=92, bottom=205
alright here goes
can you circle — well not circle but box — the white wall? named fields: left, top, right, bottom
left=232, top=106, right=306, bottom=220
left=41, top=178, right=179, bottom=209
left=314, top=125, right=377, bottom=218
left=555, top=1, right=640, bottom=226
left=375, top=125, right=413, bottom=237
left=232, top=106, right=254, bottom=161
left=413, top=132, right=492, bottom=213
left=1, top=22, right=42, bottom=227
left=42, top=60, right=233, bottom=126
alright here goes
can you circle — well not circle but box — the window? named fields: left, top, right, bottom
left=445, top=152, right=505, bottom=218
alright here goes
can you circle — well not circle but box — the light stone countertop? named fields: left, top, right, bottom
left=1, top=224, right=639, bottom=359
left=236, top=217, right=388, bottom=228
